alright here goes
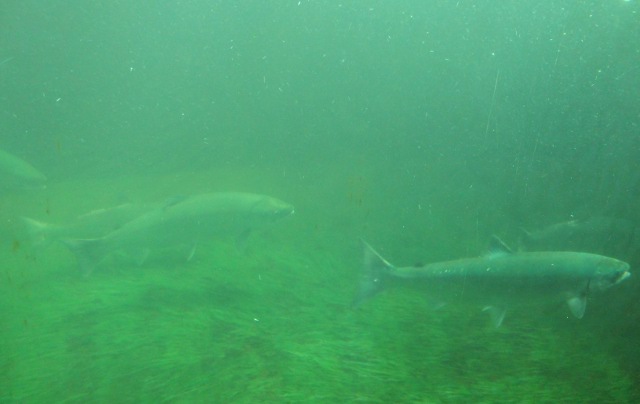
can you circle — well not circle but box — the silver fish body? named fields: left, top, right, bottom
left=64, top=192, right=294, bottom=272
left=23, top=202, right=156, bottom=249
left=356, top=237, right=630, bottom=326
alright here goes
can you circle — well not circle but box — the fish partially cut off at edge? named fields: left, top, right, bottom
left=0, top=147, right=46, bottom=190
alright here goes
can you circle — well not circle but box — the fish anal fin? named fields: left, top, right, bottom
left=61, top=238, right=101, bottom=275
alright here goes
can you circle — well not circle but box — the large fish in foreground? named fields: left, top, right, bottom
left=355, top=237, right=630, bottom=327
left=0, top=147, right=46, bottom=189
left=64, top=192, right=294, bottom=272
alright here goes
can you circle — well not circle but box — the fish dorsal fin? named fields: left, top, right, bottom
left=486, top=235, right=513, bottom=258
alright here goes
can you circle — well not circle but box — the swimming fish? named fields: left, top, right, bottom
left=22, top=202, right=155, bottom=249
left=64, top=192, right=294, bottom=273
left=520, top=216, right=640, bottom=261
left=355, top=236, right=630, bottom=327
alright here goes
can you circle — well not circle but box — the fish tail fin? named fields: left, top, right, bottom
left=21, top=217, right=53, bottom=249
left=61, top=238, right=102, bottom=275
left=352, top=240, right=396, bottom=307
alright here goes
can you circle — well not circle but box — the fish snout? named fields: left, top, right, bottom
left=591, top=260, right=631, bottom=291
left=283, top=206, right=295, bottom=218
left=615, top=268, right=631, bottom=284
left=273, top=204, right=294, bottom=220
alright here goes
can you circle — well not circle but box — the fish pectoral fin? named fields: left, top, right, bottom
left=567, top=296, right=587, bottom=319
left=482, top=306, right=507, bottom=328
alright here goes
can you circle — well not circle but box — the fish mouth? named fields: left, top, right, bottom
left=616, top=270, right=631, bottom=284
left=275, top=206, right=295, bottom=219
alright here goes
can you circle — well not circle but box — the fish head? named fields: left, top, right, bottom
left=253, top=196, right=295, bottom=223
left=589, top=257, right=631, bottom=292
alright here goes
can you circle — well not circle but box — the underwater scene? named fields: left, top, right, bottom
left=1, top=1, right=639, bottom=402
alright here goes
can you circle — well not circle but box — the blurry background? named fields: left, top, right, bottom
left=1, top=0, right=639, bottom=402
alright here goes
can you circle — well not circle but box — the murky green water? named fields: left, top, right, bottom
left=2, top=1, right=639, bottom=402
left=0, top=169, right=635, bottom=402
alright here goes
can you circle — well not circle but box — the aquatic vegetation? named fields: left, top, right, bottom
left=0, top=216, right=634, bottom=402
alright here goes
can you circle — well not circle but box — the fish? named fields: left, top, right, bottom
left=22, top=202, right=156, bottom=249
left=519, top=217, right=640, bottom=262
left=0, top=147, right=47, bottom=190
left=63, top=192, right=294, bottom=273
left=354, top=236, right=630, bottom=327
